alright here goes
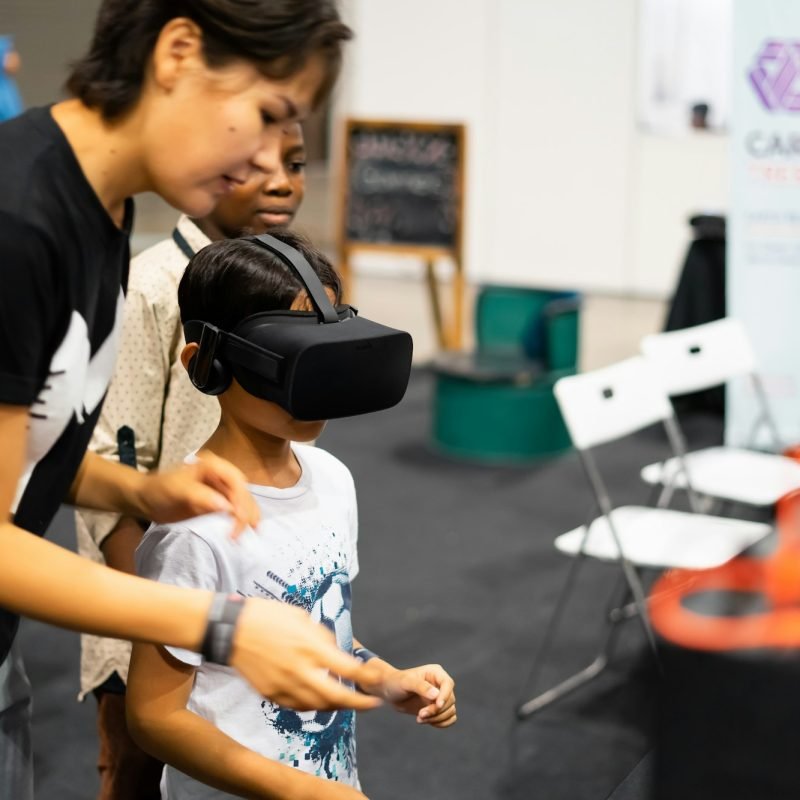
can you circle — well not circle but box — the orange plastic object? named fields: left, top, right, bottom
left=650, top=487, right=800, bottom=651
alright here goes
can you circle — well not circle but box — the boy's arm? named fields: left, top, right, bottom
left=352, top=638, right=457, bottom=729
left=127, top=642, right=368, bottom=800
left=99, top=515, right=145, bottom=573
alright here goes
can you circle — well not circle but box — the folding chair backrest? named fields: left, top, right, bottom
left=640, top=318, right=757, bottom=396
left=554, top=357, right=673, bottom=450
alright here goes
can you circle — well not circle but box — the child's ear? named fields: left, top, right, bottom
left=181, top=342, right=199, bottom=373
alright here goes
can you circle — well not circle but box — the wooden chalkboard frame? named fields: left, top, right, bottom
left=337, top=118, right=466, bottom=349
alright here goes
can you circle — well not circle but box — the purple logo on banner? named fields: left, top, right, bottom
left=749, top=40, right=800, bottom=112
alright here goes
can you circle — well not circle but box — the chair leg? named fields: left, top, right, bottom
left=516, top=571, right=629, bottom=719
left=656, top=481, right=675, bottom=509
left=609, top=567, right=661, bottom=622
left=647, top=481, right=665, bottom=508
left=608, top=600, right=639, bottom=623
left=617, top=556, right=657, bottom=643
left=516, top=652, right=611, bottom=718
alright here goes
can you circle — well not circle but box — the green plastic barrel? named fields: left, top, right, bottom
left=431, top=285, right=579, bottom=463
left=432, top=368, right=574, bottom=463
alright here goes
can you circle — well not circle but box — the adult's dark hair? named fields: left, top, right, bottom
left=67, top=0, right=352, bottom=120
left=179, top=230, right=343, bottom=332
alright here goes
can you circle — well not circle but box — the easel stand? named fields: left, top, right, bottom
left=339, top=245, right=464, bottom=350
left=336, top=119, right=467, bottom=351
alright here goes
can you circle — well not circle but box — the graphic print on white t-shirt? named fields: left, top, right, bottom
left=12, top=289, right=125, bottom=513
left=253, top=543, right=356, bottom=780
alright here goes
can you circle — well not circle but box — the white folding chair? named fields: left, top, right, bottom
left=516, top=356, right=771, bottom=718
left=640, top=318, right=800, bottom=509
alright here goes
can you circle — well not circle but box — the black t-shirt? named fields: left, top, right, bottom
left=0, top=106, right=132, bottom=661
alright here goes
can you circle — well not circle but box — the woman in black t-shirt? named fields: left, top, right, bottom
left=0, top=3, right=376, bottom=799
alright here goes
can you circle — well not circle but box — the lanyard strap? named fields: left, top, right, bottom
left=172, top=227, right=196, bottom=260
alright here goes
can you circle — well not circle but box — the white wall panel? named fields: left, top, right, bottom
left=335, top=0, right=732, bottom=298
left=335, top=0, right=490, bottom=281
left=629, top=133, right=729, bottom=296
left=486, top=0, right=637, bottom=292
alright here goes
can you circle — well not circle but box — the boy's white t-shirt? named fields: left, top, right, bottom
left=135, top=443, right=360, bottom=799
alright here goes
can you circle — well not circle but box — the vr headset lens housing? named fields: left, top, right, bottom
left=184, top=234, right=414, bottom=420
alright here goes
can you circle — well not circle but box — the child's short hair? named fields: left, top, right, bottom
left=178, top=231, right=343, bottom=332
left=67, top=0, right=352, bottom=120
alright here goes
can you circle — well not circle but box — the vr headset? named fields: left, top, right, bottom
left=183, top=234, right=413, bottom=420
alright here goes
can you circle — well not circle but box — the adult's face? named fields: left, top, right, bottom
left=140, top=19, right=325, bottom=218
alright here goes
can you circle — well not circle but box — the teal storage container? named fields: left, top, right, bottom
left=431, top=286, right=580, bottom=463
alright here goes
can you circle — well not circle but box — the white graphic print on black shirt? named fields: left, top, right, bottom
left=13, top=292, right=125, bottom=513
left=0, top=106, right=132, bottom=663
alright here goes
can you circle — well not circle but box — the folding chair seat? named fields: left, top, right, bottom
left=556, top=506, right=768, bottom=569
left=639, top=318, right=800, bottom=508
left=516, top=356, right=771, bottom=719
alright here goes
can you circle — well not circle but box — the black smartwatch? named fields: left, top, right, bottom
left=201, top=593, right=245, bottom=665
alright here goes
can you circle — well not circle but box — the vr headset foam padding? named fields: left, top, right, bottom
left=183, top=234, right=414, bottom=420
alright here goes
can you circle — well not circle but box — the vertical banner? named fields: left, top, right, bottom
left=728, top=0, right=800, bottom=448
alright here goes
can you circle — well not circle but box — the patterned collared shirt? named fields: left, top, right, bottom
left=75, top=215, right=220, bottom=698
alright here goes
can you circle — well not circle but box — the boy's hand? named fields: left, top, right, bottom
left=136, top=453, right=259, bottom=537
left=360, top=661, right=457, bottom=728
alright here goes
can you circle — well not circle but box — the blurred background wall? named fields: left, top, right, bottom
left=0, top=0, right=728, bottom=299
left=0, top=1, right=99, bottom=105
left=334, top=0, right=728, bottom=296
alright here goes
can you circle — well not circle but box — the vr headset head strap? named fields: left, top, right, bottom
left=184, top=320, right=284, bottom=393
left=248, top=234, right=340, bottom=324
left=223, top=333, right=283, bottom=381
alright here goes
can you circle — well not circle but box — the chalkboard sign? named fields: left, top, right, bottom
left=341, top=120, right=465, bottom=250
left=337, top=119, right=467, bottom=349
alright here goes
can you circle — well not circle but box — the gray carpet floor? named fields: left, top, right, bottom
left=21, top=368, right=726, bottom=799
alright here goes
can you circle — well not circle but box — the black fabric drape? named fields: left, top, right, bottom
left=664, top=217, right=726, bottom=415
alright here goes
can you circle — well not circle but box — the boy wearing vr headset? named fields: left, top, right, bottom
left=126, top=232, right=456, bottom=800
left=76, top=122, right=306, bottom=800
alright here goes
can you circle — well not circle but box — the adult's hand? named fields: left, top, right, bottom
left=71, top=451, right=260, bottom=538
left=136, top=452, right=260, bottom=537
left=231, top=598, right=382, bottom=711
